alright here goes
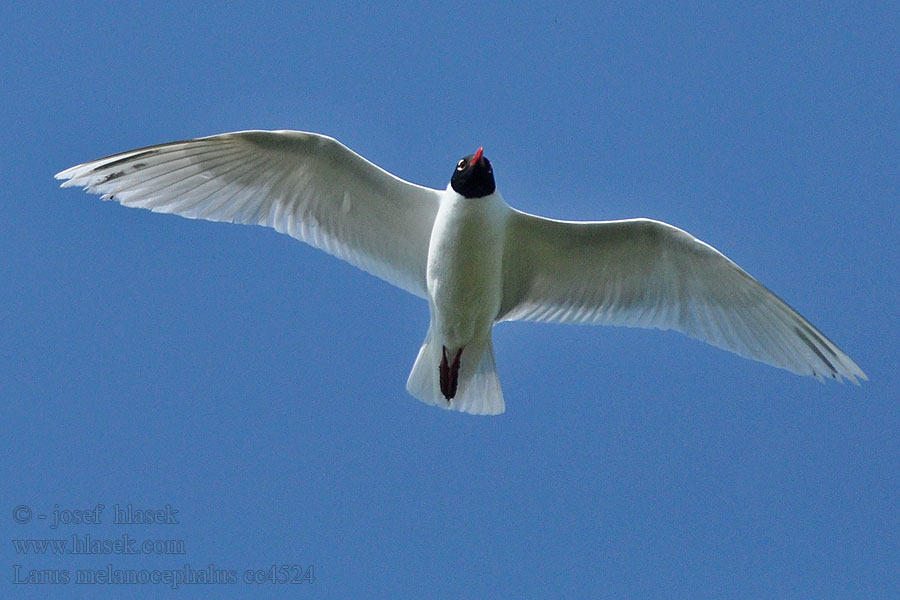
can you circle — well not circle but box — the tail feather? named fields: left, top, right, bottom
left=406, top=326, right=505, bottom=415
left=407, top=324, right=442, bottom=407
left=453, top=338, right=505, bottom=415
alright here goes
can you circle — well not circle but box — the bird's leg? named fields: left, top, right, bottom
left=449, top=348, right=463, bottom=399
left=440, top=347, right=450, bottom=400
left=439, top=346, right=464, bottom=401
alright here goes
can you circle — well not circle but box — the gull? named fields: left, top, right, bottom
left=56, top=130, right=866, bottom=414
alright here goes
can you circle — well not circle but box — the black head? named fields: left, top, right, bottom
left=450, top=147, right=496, bottom=198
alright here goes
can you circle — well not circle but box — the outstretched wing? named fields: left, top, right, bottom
left=56, top=130, right=441, bottom=298
left=499, top=210, right=865, bottom=383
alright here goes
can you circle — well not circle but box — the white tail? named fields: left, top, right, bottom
left=406, top=324, right=505, bottom=415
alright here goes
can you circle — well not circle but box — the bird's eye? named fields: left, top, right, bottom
left=457, top=159, right=467, bottom=170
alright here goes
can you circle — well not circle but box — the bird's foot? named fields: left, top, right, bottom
left=439, top=346, right=463, bottom=401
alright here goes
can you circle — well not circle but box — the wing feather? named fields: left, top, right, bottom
left=56, top=130, right=441, bottom=298
left=499, top=210, right=865, bottom=383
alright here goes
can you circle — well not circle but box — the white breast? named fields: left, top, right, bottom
left=426, top=189, right=509, bottom=348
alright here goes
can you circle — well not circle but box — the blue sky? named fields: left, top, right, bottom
left=3, top=2, right=898, bottom=598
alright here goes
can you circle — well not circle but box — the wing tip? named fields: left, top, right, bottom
left=846, top=365, right=868, bottom=386
left=814, top=361, right=867, bottom=386
left=55, top=168, right=77, bottom=183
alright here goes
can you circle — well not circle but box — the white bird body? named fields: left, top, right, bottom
left=428, top=187, right=506, bottom=348
left=412, top=187, right=509, bottom=413
left=56, top=130, right=866, bottom=415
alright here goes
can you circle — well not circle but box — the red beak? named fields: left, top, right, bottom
left=472, top=147, right=484, bottom=163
